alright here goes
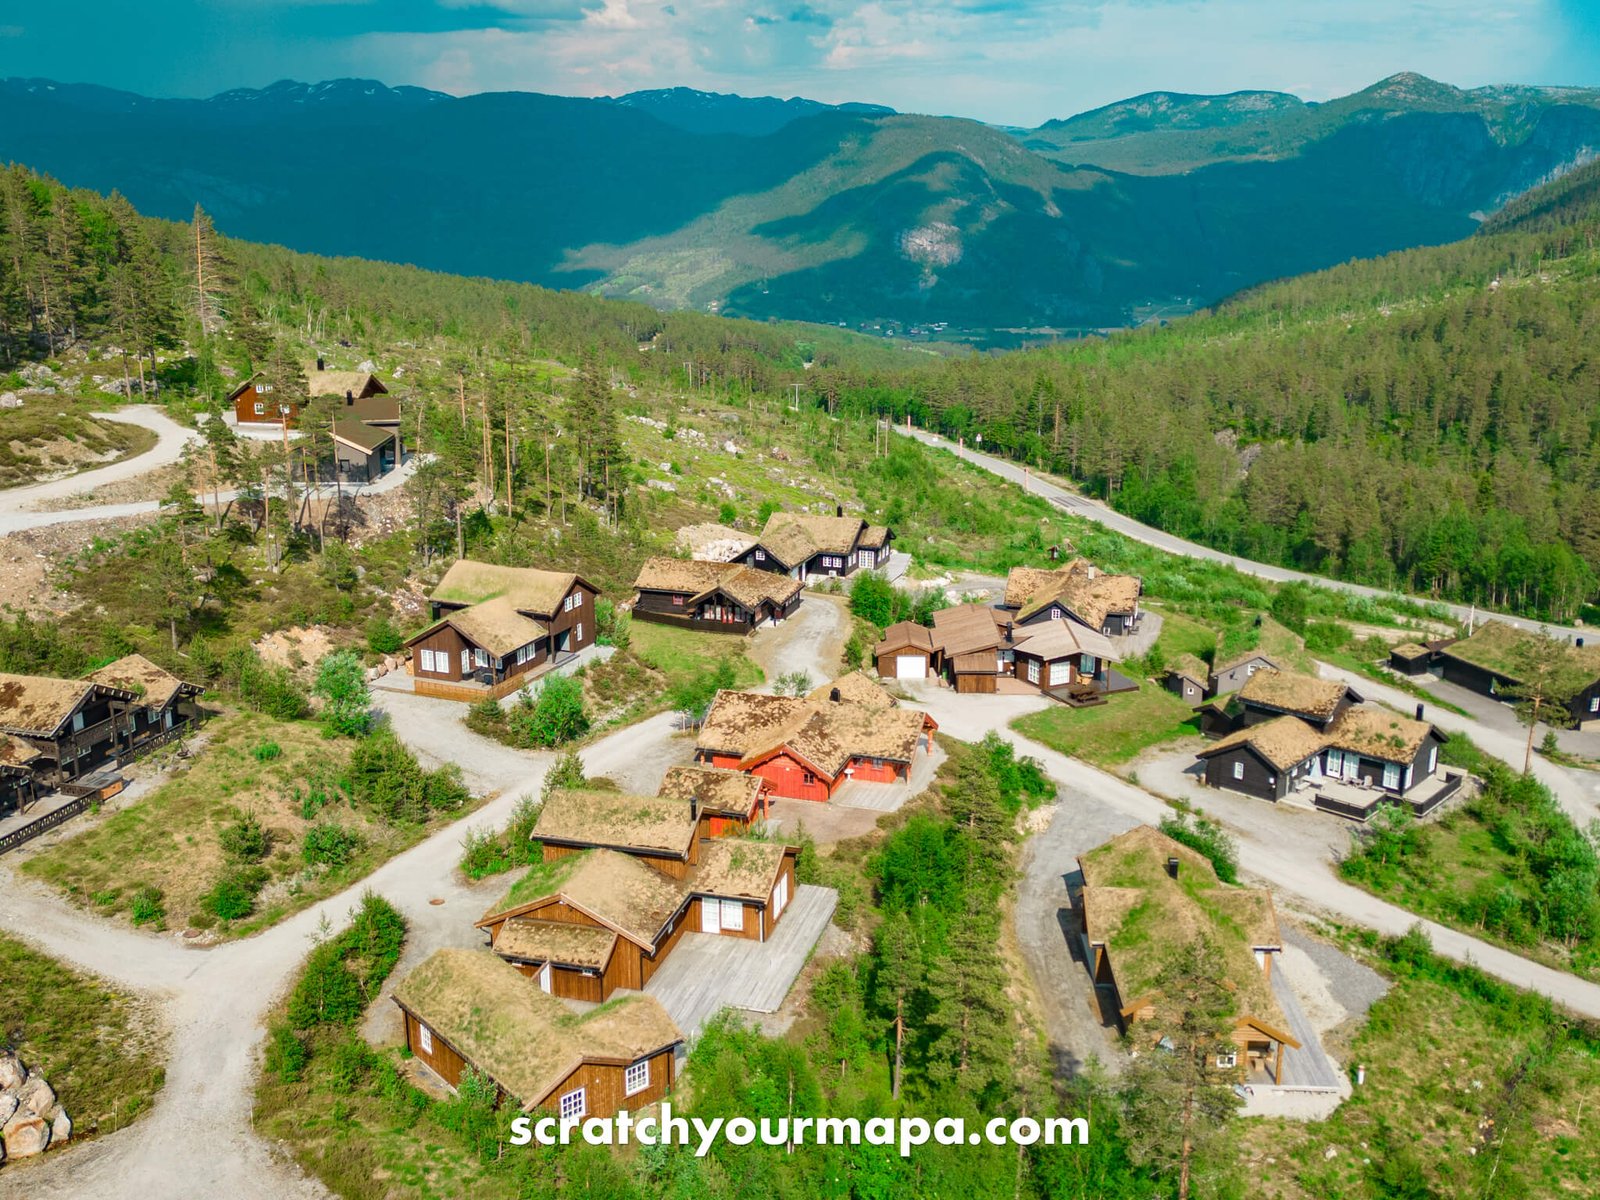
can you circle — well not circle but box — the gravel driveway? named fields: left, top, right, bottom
left=748, top=592, right=850, bottom=687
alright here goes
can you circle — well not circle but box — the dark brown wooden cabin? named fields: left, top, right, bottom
left=631, top=556, right=802, bottom=633
left=733, top=509, right=893, bottom=581
left=1236, top=668, right=1361, bottom=732
left=0, top=672, right=139, bottom=785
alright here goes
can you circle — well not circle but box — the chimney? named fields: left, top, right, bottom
left=1087, top=565, right=1097, bottom=579
left=316, top=356, right=325, bottom=371
left=829, top=687, right=842, bottom=703
left=1006, top=620, right=1015, bottom=641
left=835, top=504, right=844, bottom=518
left=345, top=390, right=354, bottom=406
left=1165, top=856, right=1180, bottom=880
left=1579, top=637, right=1586, bottom=649
left=1415, top=703, right=1425, bottom=721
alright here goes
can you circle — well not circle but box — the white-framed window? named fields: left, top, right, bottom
left=1050, top=607, right=1061, bottom=620
left=1216, top=1051, right=1236, bottom=1070
left=559, top=1088, right=586, bottom=1120
left=1591, top=696, right=1599, bottom=713
left=1427, top=745, right=1437, bottom=773
left=473, top=648, right=489, bottom=669
left=722, top=901, right=745, bottom=931
left=460, top=648, right=471, bottom=674
left=625, top=1060, right=650, bottom=1097
left=1325, top=748, right=1343, bottom=776
left=755, top=549, right=766, bottom=561
left=515, top=644, right=534, bottom=666
left=1232, top=761, right=1244, bottom=781
left=253, top=401, right=265, bottom=415
left=575, top=623, right=583, bottom=642
left=1382, top=763, right=1401, bottom=790
left=417, top=1023, right=433, bottom=1054
left=1026, top=660, right=1040, bottom=684
left=1247, top=663, right=1258, bottom=676
left=419, top=648, right=437, bottom=673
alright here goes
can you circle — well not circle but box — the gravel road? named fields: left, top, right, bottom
left=748, top=593, right=850, bottom=687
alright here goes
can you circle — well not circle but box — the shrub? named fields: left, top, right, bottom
left=1158, top=810, right=1239, bottom=884
left=848, top=572, right=897, bottom=628
left=313, top=649, right=371, bottom=738
left=226, top=649, right=309, bottom=720
left=346, top=728, right=469, bottom=823
left=129, top=885, right=165, bottom=927
left=364, top=615, right=404, bottom=655
left=219, top=813, right=269, bottom=863
left=202, top=866, right=269, bottom=921
left=302, top=823, right=365, bottom=868
left=773, top=670, right=813, bottom=696
left=506, top=674, right=589, bottom=748
left=251, top=739, right=282, bottom=762
left=265, top=1020, right=309, bottom=1083
left=286, top=892, right=406, bottom=1029
left=718, top=502, right=737, bottom=525
left=1269, top=583, right=1310, bottom=634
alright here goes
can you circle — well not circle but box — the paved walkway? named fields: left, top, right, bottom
left=643, top=884, right=837, bottom=1034
left=897, top=427, right=1587, bottom=641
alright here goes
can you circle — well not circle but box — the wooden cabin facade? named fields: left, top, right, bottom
left=733, top=510, right=894, bottom=581
left=630, top=557, right=803, bottom=634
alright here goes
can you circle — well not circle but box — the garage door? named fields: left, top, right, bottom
left=895, top=655, right=924, bottom=679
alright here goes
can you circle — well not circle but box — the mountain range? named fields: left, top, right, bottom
left=4, top=72, right=1599, bottom=338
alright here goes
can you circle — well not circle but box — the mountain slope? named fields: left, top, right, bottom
left=5, top=74, right=1600, bottom=337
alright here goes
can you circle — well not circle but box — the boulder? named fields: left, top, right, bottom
left=17, top=1075, right=55, bottom=1115
left=0, top=1094, right=16, bottom=1126
left=0, top=1052, right=25, bottom=1092
left=50, top=1108, right=71, bottom=1145
left=1, top=1112, right=49, bottom=1157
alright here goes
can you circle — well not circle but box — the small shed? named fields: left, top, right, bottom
left=874, top=621, right=937, bottom=680
left=1163, top=653, right=1210, bottom=704
left=950, top=651, right=999, bottom=694
left=1387, top=643, right=1434, bottom=676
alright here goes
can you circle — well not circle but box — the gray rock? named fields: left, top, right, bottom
left=0, top=1052, right=25, bottom=1092
left=0, top=391, right=18, bottom=408
left=50, top=1108, right=71, bottom=1145
left=17, top=1075, right=55, bottom=1115
left=1, top=1112, right=49, bottom=1157
left=0, top=1094, right=16, bottom=1126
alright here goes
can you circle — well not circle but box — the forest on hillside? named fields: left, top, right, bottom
left=2, top=160, right=1598, bottom=621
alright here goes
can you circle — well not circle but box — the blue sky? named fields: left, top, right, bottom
left=6, top=0, right=1598, bottom=126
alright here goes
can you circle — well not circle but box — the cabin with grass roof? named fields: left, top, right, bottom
left=0, top=671, right=140, bottom=786
left=533, top=787, right=702, bottom=878
left=1436, top=622, right=1600, bottom=727
left=1077, top=826, right=1299, bottom=1084
left=1001, top=561, right=1143, bottom=637
left=404, top=560, right=599, bottom=699
left=630, top=556, right=803, bottom=632
left=733, top=507, right=893, bottom=581
left=1236, top=668, right=1361, bottom=732
left=85, top=654, right=205, bottom=753
left=393, top=948, right=683, bottom=1120
left=658, top=764, right=771, bottom=837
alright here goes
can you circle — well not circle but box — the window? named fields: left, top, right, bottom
left=72, top=712, right=85, bottom=733
left=1427, top=745, right=1437, bottom=774
left=1026, top=660, right=1040, bottom=684
left=473, top=648, right=489, bottom=669
left=515, top=644, right=534, bottom=666
left=1232, top=761, right=1244, bottom=781
left=253, top=401, right=265, bottom=416
left=559, top=1088, right=586, bottom=1121
left=722, top=901, right=744, bottom=931
left=460, top=648, right=471, bottom=674
left=1382, top=763, right=1401, bottom=790
left=755, top=549, right=766, bottom=561
left=1050, top=607, right=1061, bottom=620
left=1591, top=696, right=1599, bottom=713
left=417, top=1023, right=433, bottom=1054
left=1216, top=1052, right=1237, bottom=1070
left=575, top=623, right=583, bottom=643
left=802, top=771, right=816, bottom=785
left=1247, top=663, right=1258, bottom=676
left=419, top=648, right=437, bottom=673
left=624, top=1060, right=650, bottom=1097
left=672, top=595, right=685, bottom=606
left=1325, top=749, right=1343, bottom=776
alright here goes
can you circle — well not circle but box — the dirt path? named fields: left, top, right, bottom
left=748, top=593, right=850, bottom=688
left=0, top=407, right=198, bottom=534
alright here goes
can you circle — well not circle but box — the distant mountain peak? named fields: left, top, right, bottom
left=1357, top=72, right=1464, bottom=104
left=606, top=87, right=892, bottom=136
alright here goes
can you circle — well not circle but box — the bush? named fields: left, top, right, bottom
left=848, top=572, right=896, bottom=627
left=773, top=670, right=813, bottom=696
left=302, top=823, right=365, bottom=868
left=346, top=729, right=469, bottom=823
left=129, top=885, right=165, bottom=928
left=202, top=866, right=269, bottom=921
left=227, top=649, right=309, bottom=720
left=265, top=1020, right=309, bottom=1083
left=286, top=892, right=406, bottom=1029
left=313, top=649, right=372, bottom=738
left=1159, top=810, right=1239, bottom=884
left=718, top=502, right=737, bottom=525
left=460, top=794, right=544, bottom=878
left=252, top=739, right=282, bottom=762
left=506, top=674, right=589, bottom=748
left=364, top=615, right=404, bottom=656
left=219, top=813, right=269, bottom=863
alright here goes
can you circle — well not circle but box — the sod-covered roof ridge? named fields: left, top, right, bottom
left=693, top=838, right=792, bottom=903
left=1077, top=826, right=1290, bottom=1038
left=1212, top=650, right=1280, bottom=675
left=1006, top=560, right=1142, bottom=627
left=697, top=687, right=930, bottom=775
left=658, top=764, right=765, bottom=817
left=1326, top=707, right=1441, bottom=764
left=1442, top=620, right=1600, bottom=695
left=478, top=849, right=688, bottom=949
left=1167, top=652, right=1210, bottom=684
left=393, top=949, right=682, bottom=1110
left=0, top=672, right=135, bottom=737
left=806, top=670, right=897, bottom=708
left=416, top=595, right=546, bottom=657
left=533, top=787, right=698, bottom=858
left=302, top=362, right=387, bottom=401
left=1197, top=714, right=1330, bottom=771
left=631, top=555, right=802, bottom=609
left=0, top=733, right=43, bottom=770
left=86, top=653, right=200, bottom=710
left=430, top=559, right=593, bottom=618
left=1238, top=668, right=1358, bottom=721
left=755, top=511, right=869, bottom=567
left=491, top=917, right=617, bottom=968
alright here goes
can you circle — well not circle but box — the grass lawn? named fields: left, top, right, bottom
left=0, top=933, right=166, bottom=1142
left=1240, top=946, right=1600, bottom=1199
left=1148, top=605, right=1221, bottom=663
left=582, top=618, right=765, bottom=727
left=21, top=712, right=470, bottom=940
left=1012, top=681, right=1200, bottom=767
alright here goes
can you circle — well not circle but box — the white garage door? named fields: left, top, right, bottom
left=895, top=655, right=924, bottom=679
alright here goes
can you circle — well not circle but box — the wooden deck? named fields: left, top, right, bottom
left=643, top=884, right=837, bottom=1036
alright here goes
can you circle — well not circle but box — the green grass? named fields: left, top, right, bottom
left=0, top=933, right=166, bottom=1141
left=1146, top=606, right=1219, bottom=664
left=1241, top=939, right=1600, bottom=1200
left=1012, top=681, right=1200, bottom=767
left=628, top=619, right=764, bottom=690
left=0, top=398, right=157, bottom=488
left=21, top=712, right=474, bottom=940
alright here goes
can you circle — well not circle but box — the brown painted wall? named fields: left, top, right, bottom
left=541, top=841, right=695, bottom=878
left=539, top=1047, right=676, bottom=1119
left=955, top=673, right=997, bottom=694
left=412, top=623, right=471, bottom=681
left=875, top=648, right=930, bottom=677
left=506, top=957, right=607, bottom=1003
left=402, top=1008, right=470, bottom=1089
left=547, top=582, right=599, bottom=654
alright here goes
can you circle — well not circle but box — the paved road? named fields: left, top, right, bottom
left=0, top=407, right=199, bottom=535
left=898, top=427, right=1586, bottom=641
left=904, top=685, right=1600, bottom=1024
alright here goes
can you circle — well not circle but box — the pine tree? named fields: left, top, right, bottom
left=1504, top=626, right=1582, bottom=771
left=925, top=897, right=1013, bottom=1101
left=872, top=912, right=921, bottom=1100
left=191, top=203, right=228, bottom=334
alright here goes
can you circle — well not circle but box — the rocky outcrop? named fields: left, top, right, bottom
left=0, top=1051, right=70, bottom=1164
